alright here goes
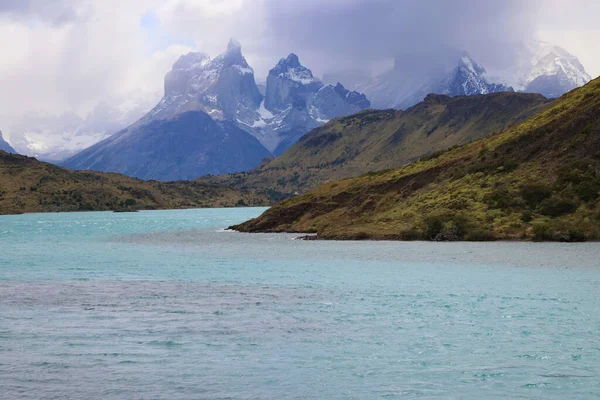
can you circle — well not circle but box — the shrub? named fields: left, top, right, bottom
left=424, top=216, right=445, bottom=240
left=520, top=183, right=552, bottom=208
left=557, top=160, right=596, bottom=186
left=423, top=212, right=473, bottom=241
left=484, top=187, right=523, bottom=209
left=399, top=228, right=423, bottom=241
left=575, top=181, right=600, bottom=202
left=532, top=220, right=552, bottom=241
left=564, top=231, right=586, bottom=242
left=501, top=158, right=519, bottom=173
left=538, top=197, right=578, bottom=217
left=521, top=211, right=533, bottom=223
left=464, top=228, right=494, bottom=241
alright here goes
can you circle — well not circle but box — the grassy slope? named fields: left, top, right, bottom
left=233, top=78, right=600, bottom=241
left=0, top=152, right=270, bottom=214
left=206, top=92, right=551, bottom=196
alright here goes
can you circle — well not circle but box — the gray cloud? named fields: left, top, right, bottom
left=0, top=0, right=81, bottom=25
left=257, top=0, right=539, bottom=78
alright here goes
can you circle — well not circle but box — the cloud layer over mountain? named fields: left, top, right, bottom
left=0, top=0, right=598, bottom=139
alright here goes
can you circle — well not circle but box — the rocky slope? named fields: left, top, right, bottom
left=246, top=53, right=370, bottom=155
left=63, top=41, right=272, bottom=181
left=206, top=92, right=551, bottom=196
left=62, top=110, right=271, bottom=181
left=0, top=151, right=270, bottom=215
left=145, top=40, right=263, bottom=126
left=232, top=77, right=600, bottom=242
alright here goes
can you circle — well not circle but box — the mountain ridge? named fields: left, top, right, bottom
left=204, top=91, right=552, bottom=196
left=63, top=42, right=371, bottom=180
left=0, top=150, right=270, bottom=215
left=360, top=43, right=590, bottom=110
left=232, top=76, right=600, bottom=241
left=62, top=110, right=271, bottom=181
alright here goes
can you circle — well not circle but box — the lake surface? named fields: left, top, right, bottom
left=1, top=208, right=600, bottom=399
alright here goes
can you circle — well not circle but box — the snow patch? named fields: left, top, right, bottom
left=257, top=101, right=274, bottom=120
left=234, top=65, right=254, bottom=75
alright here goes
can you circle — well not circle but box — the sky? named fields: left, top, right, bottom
left=0, top=0, right=599, bottom=132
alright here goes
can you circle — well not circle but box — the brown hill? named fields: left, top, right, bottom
left=233, top=78, right=600, bottom=242
left=0, top=151, right=269, bottom=214
left=207, top=92, right=551, bottom=196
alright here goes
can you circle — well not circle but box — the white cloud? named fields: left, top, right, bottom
left=0, top=1, right=170, bottom=128
left=0, top=0, right=598, bottom=140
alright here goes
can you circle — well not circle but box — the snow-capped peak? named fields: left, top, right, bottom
left=524, top=41, right=591, bottom=88
left=458, top=52, right=486, bottom=76
left=271, top=53, right=320, bottom=85
left=150, top=40, right=262, bottom=122
left=441, top=52, right=512, bottom=97
left=280, top=53, right=301, bottom=69
left=171, top=52, right=211, bottom=72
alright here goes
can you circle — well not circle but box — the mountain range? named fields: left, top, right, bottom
left=62, top=40, right=371, bottom=180
left=203, top=91, right=551, bottom=196
left=4, top=39, right=590, bottom=184
left=232, top=77, right=600, bottom=242
left=361, top=41, right=591, bottom=110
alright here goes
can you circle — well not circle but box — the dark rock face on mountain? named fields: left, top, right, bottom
left=264, top=54, right=323, bottom=113
left=525, top=74, right=574, bottom=99
left=63, top=111, right=270, bottom=181
left=270, top=98, right=321, bottom=156
left=311, top=83, right=371, bottom=120
left=64, top=41, right=271, bottom=180
left=0, top=130, right=16, bottom=153
left=255, top=53, right=371, bottom=153
left=146, top=39, right=262, bottom=125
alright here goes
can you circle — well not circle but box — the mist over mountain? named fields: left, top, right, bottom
left=0, top=130, right=16, bottom=154
left=358, top=41, right=591, bottom=110
left=4, top=31, right=593, bottom=186
left=518, top=41, right=592, bottom=98
left=6, top=94, right=159, bottom=162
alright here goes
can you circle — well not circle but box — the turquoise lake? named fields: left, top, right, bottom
left=1, top=208, right=600, bottom=399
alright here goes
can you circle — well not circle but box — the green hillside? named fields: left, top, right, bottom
left=0, top=151, right=270, bottom=214
left=207, top=92, right=551, bottom=196
left=232, top=78, right=600, bottom=241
